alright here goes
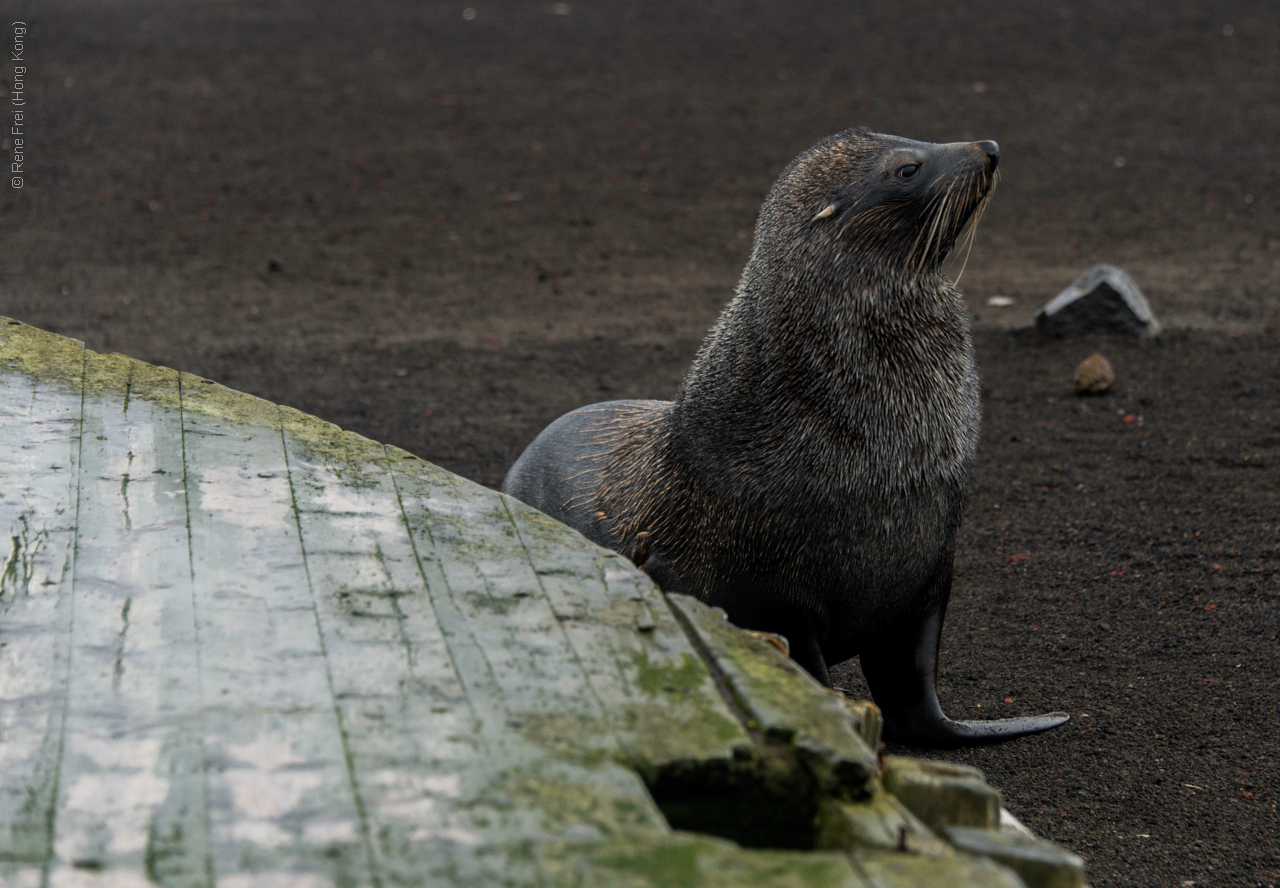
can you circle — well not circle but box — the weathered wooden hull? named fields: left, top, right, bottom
left=0, top=318, right=1083, bottom=887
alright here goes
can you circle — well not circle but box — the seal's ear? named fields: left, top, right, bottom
left=814, top=204, right=838, bottom=220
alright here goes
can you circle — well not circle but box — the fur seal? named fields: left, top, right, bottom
left=503, top=128, right=1069, bottom=747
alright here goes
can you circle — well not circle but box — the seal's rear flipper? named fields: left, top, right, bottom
left=860, top=598, right=1070, bottom=749
left=877, top=697, right=1070, bottom=748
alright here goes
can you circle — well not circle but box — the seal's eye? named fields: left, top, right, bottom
left=896, top=164, right=921, bottom=180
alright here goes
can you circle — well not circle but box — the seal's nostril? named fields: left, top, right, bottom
left=976, top=139, right=1000, bottom=171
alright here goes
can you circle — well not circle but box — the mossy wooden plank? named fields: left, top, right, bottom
left=815, top=795, right=950, bottom=858
left=392, top=458, right=609, bottom=724
left=0, top=326, right=83, bottom=884
left=179, top=376, right=376, bottom=886
left=0, top=321, right=1087, bottom=887
left=840, top=700, right=883, bottom=751
left=279, top=412, right=494, bottom=887
left=853, top=851, right=1026, bottom=888
left=44, top=353, right=213, bottom=885
left=388, top=457, right=673, bottom=886
left=0, top=318, right=86, bottom=391
left=537, top=835, right=867, bottom=887
left=498, top=494, right=752, bottom=778
left=943, top=827, right=1085, bottom=888
left=666, top=594, right=877, bottom=799
left=880, top=758, right=1001, bottom=834
left=279, top=412, right=672, bottom=887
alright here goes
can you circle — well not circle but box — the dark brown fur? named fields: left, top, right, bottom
left=504, top=129, right=1069, bottom=745
left=585, top=130, right=987, bottom=658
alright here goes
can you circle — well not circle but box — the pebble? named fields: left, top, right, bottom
left=1074, top=353, right=1115, bottom=394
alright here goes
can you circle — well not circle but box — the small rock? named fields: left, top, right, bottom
left=1035, top=264, right=1160, bottom=338
left=1074, top=353, right=1115, bottom=394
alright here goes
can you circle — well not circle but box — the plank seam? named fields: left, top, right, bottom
left=660, top=595, right=763, bottom=745
left=40, top=336, right=86, bottom=887
left=176, top=370, right=218, bottom=888
left=381, top=448, right=503, bottom=717
left=381, top=448, right=479, bottom=887
left=497, top=495, right=616, bottom=731
left=279, top=413, right=383, bottom=888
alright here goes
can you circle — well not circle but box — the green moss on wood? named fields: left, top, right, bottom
left=815, top=794, right=950, bottom=857
left=634, top=652, right=704, bottom=697
left=943, top=827, right=1086, bottom=888
left=515, top=696, right=746, bottom=779
left=233, top=839, right=368, bottom=888
left=0, top=317, right=85, bottom=391
left=855, top=848, right=1025, bottom=888
left=666, top=594, right=877, bottom=799
left=880, top=757, right=1001, bottom=834
left=497, top=771, right=668, bottom=839
left=540, top=835, right=862, bottom=888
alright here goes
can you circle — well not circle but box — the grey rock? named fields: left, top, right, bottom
left=1035, top=264, right=1160, bottom=338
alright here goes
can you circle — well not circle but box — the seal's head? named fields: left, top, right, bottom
left=756, top=128, right=1000, bottom=279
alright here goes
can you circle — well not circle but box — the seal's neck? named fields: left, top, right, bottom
left=681, top=258, right=969, bottom=405
left=664, top=256, right=979, bottom=490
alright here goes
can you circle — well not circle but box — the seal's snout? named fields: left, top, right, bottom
left=975, top=140, right=1000, bottom=172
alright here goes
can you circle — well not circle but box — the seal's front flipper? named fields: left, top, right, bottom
left=719, top=604, right=834, bottom=689
left=860, top=599, right=1069, bottom=749
left=776, top=614, right=833, bottom=689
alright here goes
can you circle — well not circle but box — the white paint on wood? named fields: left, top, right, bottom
left=179, top=379, right=375, bottom=885
left=0, top=338, right=83, bottom=872
left=47, top=356, right=209, bottom=881
left=0, top=327, right=969, bottom=888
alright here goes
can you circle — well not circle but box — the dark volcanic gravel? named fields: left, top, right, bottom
left=834, top=328, right=1280, bottom=887
left=6, top=2, right=1280, bottom=886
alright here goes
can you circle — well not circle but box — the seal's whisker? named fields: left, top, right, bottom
left=953, top=207, right=981, bottom=285
left=914, top=184, right=949, bottom=274
left=906, top=204, right=934, bottom=271
left=936, top=186, right=957, bottom=253
left=954, top=174, right=993, bottom=286
left=909, top=180, right=954, bottom=273
left=923, top=181, right=956, bottom=271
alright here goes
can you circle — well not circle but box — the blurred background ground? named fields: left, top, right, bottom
left=2, top=1, right=1278, bottom=885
